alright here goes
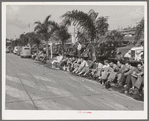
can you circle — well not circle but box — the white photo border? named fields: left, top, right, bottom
left=2, top=1, right=148, bottom=120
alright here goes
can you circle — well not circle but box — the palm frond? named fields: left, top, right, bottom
left=34, top=24, right=43, bottom=33
left=43, top=15, right=51, bottom=24
left=34, top=21, right=41, bottom=25
left=62, top=10, right=96, bottom=41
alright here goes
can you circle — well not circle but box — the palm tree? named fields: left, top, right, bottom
left=24, top=32, right=33, bottom=47
left=96, top=17, right=109, bottom=38
left=34, top=15, right=59, bottom=59
left=61, top=9, right=109, bottom=61
left=19, top=33, right=28, bottom=46
left=25, top=32, right=43, bottom=53
left=53, top=25, right=71, bottom=56
left=134, top=18, right=144, bottom=44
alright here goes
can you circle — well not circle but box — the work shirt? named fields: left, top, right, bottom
left=80, top=60, right=88, bottom=67
left=77, top=43, right=82, bottom=50
left=97, top=63, right=103, bottom=69
left=118, top=64, right=128, bottom=73
left=102, top=64, right=110, bottom=69
left=134, top=66, right=144, bottom=76
left=57, top=55, right=63, bottom=62
left=112, top=64, right=119, bottom=72
left=125, top=66, right=138, bottom=76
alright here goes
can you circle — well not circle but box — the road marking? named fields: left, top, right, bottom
left=83, top=85, right=100, bottom=94
left=46, top=85, right=72, bottom=97
left=6, top=75, right=21, bottom=84
left=6, top=85, right=30, bottom=102
left=94, top=96, right=129, bottom=110
left=34, top=99, right=73, bottom=110
left=34, top=75, right=56, bottom=83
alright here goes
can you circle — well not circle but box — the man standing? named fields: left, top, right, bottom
left=77, top=42, right=82, bottom=58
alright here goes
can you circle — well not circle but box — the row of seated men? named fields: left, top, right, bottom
left=51, top=55, right=144, bottom=101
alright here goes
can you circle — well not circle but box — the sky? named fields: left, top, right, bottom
left=6, top=4, right=144, bottom=39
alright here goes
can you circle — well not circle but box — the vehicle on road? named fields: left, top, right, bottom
left=130, top=46, right=143, bottom=61
left=13, top=46, right=18, bottom=54
left=6, top=46, right=12, bottom=53
left=17, top=46, right=22, bottom=56
left=20, top=46, right=31, bottom=58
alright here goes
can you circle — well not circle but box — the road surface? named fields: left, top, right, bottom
left=6, top=53, right=143, bottom=110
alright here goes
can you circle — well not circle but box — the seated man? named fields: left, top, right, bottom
left=98, top=60, right=110, bottom=84
left=115, top=61, right=128, bottom=86
left=73, top=58, right=87, bottom=74
left=67, top=57, right=76, bottom=72
left=40, top=51, right=47, bottom=63
left=92, top=62, right=103, bottom=80
left=78, top=60, right=94, bottom=76
left=35, top=50, right=43, bottom=61
left=129, top=63, right=144, bottom=98
left=71, top=58, right=81, bottom=72
left=104, top=61, right=120, bottom=88
left=119, top=62, right=139, bottom=93
left=59, top=56, right=68, bottom=70
left=51, top=54, right=63, bottom=68
left=75, top=59, right=88, bottom=74
left=88, top=61, right=98, bottom=79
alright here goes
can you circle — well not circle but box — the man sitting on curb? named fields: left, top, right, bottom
left=98, top=60, right=110, bottom=84
left=72, top=58, right=87, bottom=74
left=59, top=56, right=68, bottom=70
left=77, top=59, right=93, bottom=76
left=115, top=61, right=127, bottom=86
left=70, top=58, right=81, bottom=72
left=129, top=63, right=144, bottom=100
left=92, top=62, right=103, bottom=80
left=118, top=62, right=139, bottom=94
left=51, top=54, right=63, bottom=68
left=104, top=61, right=119, bottom=88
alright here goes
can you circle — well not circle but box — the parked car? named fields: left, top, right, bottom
left=6, top=46, right=11, bottom=53
left=20, top=46, right=31, bottom=58
left=130, top=46, right=143, bottom=61
left=17, top=46, right=22, bottom=56
left=13, top=46, right=18, bottom=54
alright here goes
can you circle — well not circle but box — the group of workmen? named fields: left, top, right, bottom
left=51, top=54, right=144, bottom=100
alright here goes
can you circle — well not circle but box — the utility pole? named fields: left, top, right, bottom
left=28, top=23, right=30, bottom=32
left=28, top=23, right=31, bottom=47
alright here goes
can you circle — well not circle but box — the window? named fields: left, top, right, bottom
left=131, top=50, right=135, bottom=58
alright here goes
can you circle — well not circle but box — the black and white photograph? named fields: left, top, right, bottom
left=2, top=2, right=147, bottom=120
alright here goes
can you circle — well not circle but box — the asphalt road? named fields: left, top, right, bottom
left=6, top=53, right=143, bottom=110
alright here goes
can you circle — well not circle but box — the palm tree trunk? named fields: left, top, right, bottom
left=46, top=40, right=49, bottom=59
left=50, top=42, right=53, bottom=59
left=28, top=37, right=31, bottom=47
left=37, top=44, right=39, bottom=53
left=62, top=41, right=64, bottom=56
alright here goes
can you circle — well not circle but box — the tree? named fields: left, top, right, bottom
left=105, top=30, right=124, bottom=47
left=61, top=9, right=109, bottom=61
left=53, top=25, right=71, bottom=56
left=34, top=15, right=59, bottom=59
left=134, top=18, right=144, bottom=44
left=19, top=33, right=28, bottom=46
left=25, top=32, right=43, bottom=53
left=25, top=32, right=35, bottom=47
left=96, top=17, right=109, bottom=37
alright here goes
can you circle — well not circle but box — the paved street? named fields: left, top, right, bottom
left=6, top=53, right=143, bottom=110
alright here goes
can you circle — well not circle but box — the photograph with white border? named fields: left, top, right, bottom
left=2, top=1, right=148, bottom=120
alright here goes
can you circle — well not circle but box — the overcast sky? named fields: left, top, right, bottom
left=6, top=5, right=144, bottom=39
